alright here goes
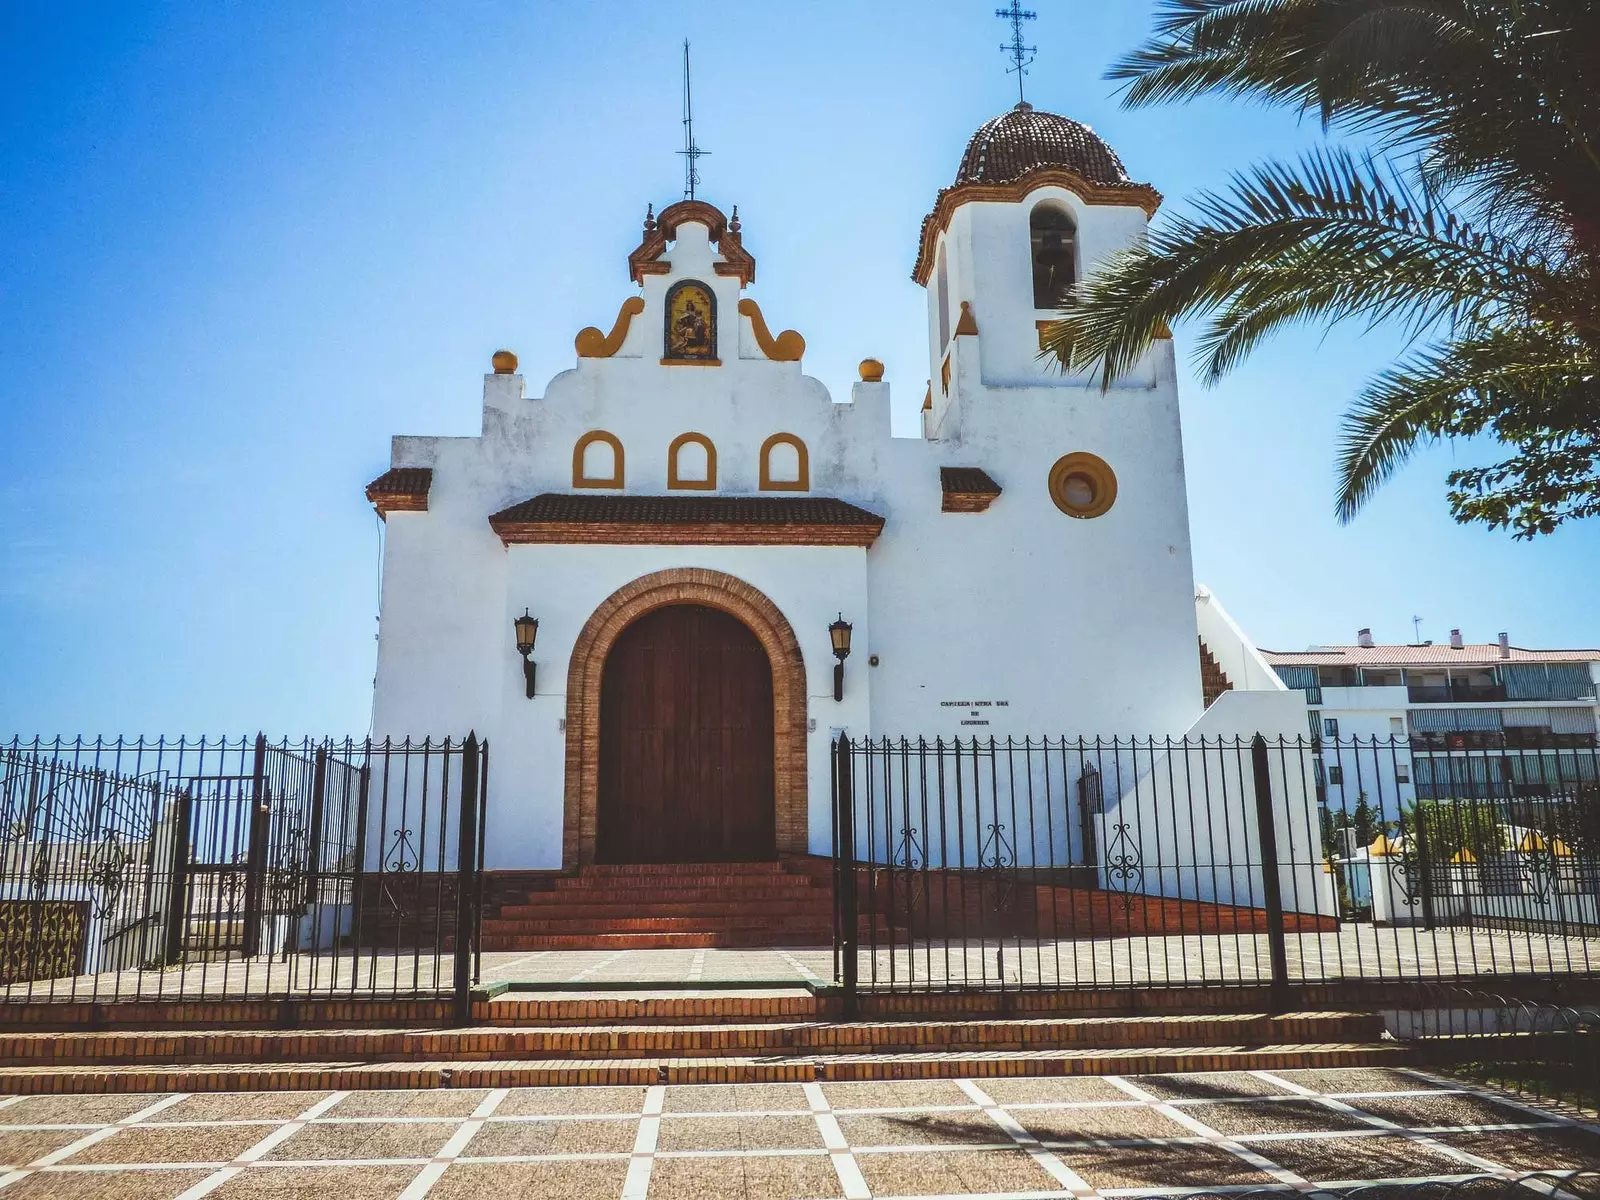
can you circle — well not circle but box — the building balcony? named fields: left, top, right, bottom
left=1407, top=683, right=1508, bottom=703
left=1410, top=730, right=1599, bottom=751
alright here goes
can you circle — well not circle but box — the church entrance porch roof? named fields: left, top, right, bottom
left=488, top=493, right=884, bottom=546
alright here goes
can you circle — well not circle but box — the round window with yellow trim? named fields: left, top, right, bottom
left=1048, top=452, right=1117, bottom=518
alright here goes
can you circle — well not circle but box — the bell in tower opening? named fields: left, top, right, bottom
left=1030, top=203, right=1076, bottom=309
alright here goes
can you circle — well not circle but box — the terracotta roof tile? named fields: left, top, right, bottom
left=956, top=104, right=1131, bottom=187
left=489, top=493, right=885, bottom=547
left=940, top=467, right=1002, bottom=513
left=940, top=467, right=1001, bottom=495
left=365, top=467, right=432, bottom=517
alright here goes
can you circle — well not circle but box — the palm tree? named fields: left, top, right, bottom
left=1041, top=1, right=1600, bottom=537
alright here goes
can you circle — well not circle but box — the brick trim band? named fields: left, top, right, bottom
left=562, top=568, right=809, bottom=867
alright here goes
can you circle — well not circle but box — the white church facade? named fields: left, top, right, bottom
left=366, top=103, right=1314, bottom=896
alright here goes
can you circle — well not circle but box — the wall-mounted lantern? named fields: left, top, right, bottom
left=514, top=608, right=540, bottom=698
left=829, top=613, right=853, bottom=702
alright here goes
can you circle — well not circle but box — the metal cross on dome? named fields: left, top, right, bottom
left=996, top=1, right=1038, bottom=106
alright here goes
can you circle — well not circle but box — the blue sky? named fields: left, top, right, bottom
left=3, top=1, right=1596, bottom=735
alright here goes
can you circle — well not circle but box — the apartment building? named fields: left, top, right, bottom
left=1260, top=631, right=1600, bottom=822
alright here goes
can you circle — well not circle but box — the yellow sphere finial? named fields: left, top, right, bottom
left=491, top=349, right=518, bottom=374
left=858, top=358, right=885, bottom=382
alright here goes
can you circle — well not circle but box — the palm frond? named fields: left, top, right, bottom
left=1107, top=0, right=1600, bottom=259
left=1335, top=327, right=1600, bottom=526
left=1041, top=149, right=1559, bottom=385
left=1076, top=0, right=1600, bottom=531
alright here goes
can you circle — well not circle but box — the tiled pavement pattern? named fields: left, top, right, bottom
left=9, top=925, right=1600, bottom=1003
left=0, top=1067, right=1594, bottom=1198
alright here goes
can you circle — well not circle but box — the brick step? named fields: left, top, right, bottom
left=0, top=1013, right=1387, bottom=1067
left=478, top=919, right=833, bottom=937
left=480, top=994, right=821, bottom=1026
left=567, top=861, right=807, bottom=878
left=532, top=883, right=829, bottom=902
left=491, top=899, right=832, bottom=921
left=549, top=878, right=826, bottom=897
left=0, top=1042, right=1411, bottom=1093
left=477, top=931, right=833, bottom=950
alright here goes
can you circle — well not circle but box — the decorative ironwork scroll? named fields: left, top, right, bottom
left=1104, top=821, right=1145, bottom=914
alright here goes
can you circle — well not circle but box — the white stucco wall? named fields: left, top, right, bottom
left=370, top=185, right=1237, bottom=870
left=1099, top=688, right=1333, bottom=917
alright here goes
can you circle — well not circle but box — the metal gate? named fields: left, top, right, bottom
left=0, top=735, right=486, bottom=1016
left=167, top=738, right=367, bottom=964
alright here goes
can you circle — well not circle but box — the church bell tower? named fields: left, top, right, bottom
left=913, top=102, right=1165, bottom=438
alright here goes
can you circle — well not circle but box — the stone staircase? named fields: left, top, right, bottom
left=0, top=1000, right=1407, bottom=1092
left=477, top=860, right=837, bottom=950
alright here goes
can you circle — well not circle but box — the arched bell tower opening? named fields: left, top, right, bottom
left=1030, top=202, right=1077, bottom=309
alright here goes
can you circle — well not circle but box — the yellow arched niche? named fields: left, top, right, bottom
left=759, top=433, right=809, bottom=492
left=573, top=430, right=625, bottom=489
left=667, top=432, right=717, bottom=490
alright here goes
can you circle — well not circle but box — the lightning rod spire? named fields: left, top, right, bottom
left=678, top=40, right=709, bottom=200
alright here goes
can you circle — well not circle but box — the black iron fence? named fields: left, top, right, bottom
left=831, top=733, right=1600, bottom=997
left=0, top=735, right=486, bottom=1014
left=1397, top=983, right=1600, bottom=1116
left=1140, top=1180, right=1599, bottom=1200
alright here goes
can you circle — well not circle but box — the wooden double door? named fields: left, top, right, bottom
left=597, top=604, right=777, bottom=863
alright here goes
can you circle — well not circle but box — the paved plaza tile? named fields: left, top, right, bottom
left=656, top=1115, right=826, bottom=1152
left=1010, top=1101, right=1193, bottom=1140
left=1341, top=1090, right=1538, bottom=1128
left=1059, top=1140, right=1276, bottom=1188
left=1183, top=1096, right=1374, bottom=1135
left=465, top=1116, right=637, bottom=1156
left=662, top=1083, right=810, bottom=1113
left=425, top=1158, right=630, bottom=1199
left=835, top=1109, right=1007, bottom=1148
left=1437, top=1127, right=1600, bottom=1174
left=263, top=1118, right=457, bottom=1161
left=0, top=1065, right=1591, bottom=1197
left=1262, top=1132, right=1464, bottom=1181
left=1127, top=1069, right=1296, bottom=1099
left=4, top=1168, right=213, bottom=1199
left=854, top=1147, right=1058, bottom=1195
left=649, top=1154, right=841, bottom=1200
left=210, top=1164, right=427, bottom=1198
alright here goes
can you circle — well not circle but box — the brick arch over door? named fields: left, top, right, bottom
left=562, top=568, right=809, bottom=868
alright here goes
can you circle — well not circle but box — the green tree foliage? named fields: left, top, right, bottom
left=1319, top=804, right=1347, bottom=857
left=1041, top=1, right=1600, bottom=537
left=1405, top=798, right=1511, bottom=859
left=1352, top=791, right=1381, bottom=848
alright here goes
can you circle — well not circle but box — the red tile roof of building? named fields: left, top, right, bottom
left=1260, top=644, right=1598, bottom=666
left=365, top=467, right=432, bottom=517
left=488, top=493, right=885, bottom=547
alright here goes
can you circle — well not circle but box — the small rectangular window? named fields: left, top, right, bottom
left=1323, top=718, right=1340, bottom=738
left=1395, top=764, right=1411, bottom=784
left=1328, top=765, right=1344, bottom=785
left=1390, top=716, right=1405, bottom=737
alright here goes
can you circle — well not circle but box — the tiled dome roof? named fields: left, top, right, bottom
left=955, top=103, right=1129, bottom=187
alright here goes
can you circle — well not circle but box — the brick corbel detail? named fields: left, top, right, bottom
left=562, top=568, right=809, bottom=868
